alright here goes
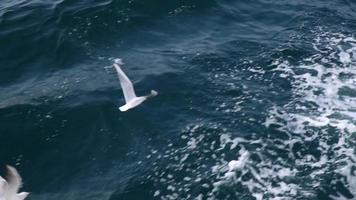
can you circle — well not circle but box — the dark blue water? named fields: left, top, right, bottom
left=1, top=0, right=356, bottom=199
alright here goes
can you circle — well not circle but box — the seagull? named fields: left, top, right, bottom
left=113, top=58, right=158, bottom=112
left=0, top=165, right=29, bottom=200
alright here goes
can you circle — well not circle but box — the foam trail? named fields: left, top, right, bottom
left=148, top=31, right=356, bottom=200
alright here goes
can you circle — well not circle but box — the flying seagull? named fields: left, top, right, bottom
left=113, top=58, right=158, bottom=112
left=0, top=165, right=29, bottom=200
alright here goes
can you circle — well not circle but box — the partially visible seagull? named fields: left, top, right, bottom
left=113, top=58, right=158, bottom=112
left=0, top=165, right=29, bottom=200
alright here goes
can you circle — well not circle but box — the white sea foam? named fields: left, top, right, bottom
left=150, top=31, right=356, bottom=200
left=265, top=32, right=356, bottom=199
left=208, top=32, right=356, bottom=199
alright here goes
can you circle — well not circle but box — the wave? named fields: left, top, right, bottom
left=0, top=0, right=216, bottom=85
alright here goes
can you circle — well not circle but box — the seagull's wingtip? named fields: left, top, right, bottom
left=6, top=165, right=17, bottom=176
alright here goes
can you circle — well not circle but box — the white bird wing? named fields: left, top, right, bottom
left=6, top=165, right=22, bottom=194
left=0, top=176, right=7, bottom=196
left=114, top=63, right=137, bottom=102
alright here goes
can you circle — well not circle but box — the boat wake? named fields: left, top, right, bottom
left=148, top=31, right=356, bottom=200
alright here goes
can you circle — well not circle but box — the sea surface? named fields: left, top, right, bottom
left=0, top=0, right=356, bottom=200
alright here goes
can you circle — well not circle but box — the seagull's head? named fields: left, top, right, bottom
left=114, top=58, right=124, bottom=65
left=148, top=90, right=158, bottom=98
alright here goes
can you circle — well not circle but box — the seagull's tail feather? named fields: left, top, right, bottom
left=17, top=192, right=30, bottom=200
left=119, top=104, right=131, bottom=112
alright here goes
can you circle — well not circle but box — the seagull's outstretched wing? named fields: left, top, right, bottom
left=6, top=165, right=22, bottom=195
left=114, top=63, right=137, bottom=102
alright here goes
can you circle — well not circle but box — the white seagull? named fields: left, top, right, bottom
left=113, top=58, right=158, bottom=112
left=0, top=165, right=29, bottom=200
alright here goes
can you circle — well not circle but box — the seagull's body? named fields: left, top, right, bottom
left=0, top=166, right=29, bottom=200
left=113, top=59, right=158, bottom=112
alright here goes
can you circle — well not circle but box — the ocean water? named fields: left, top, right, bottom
left=0, top=0, right=356, bottom=200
